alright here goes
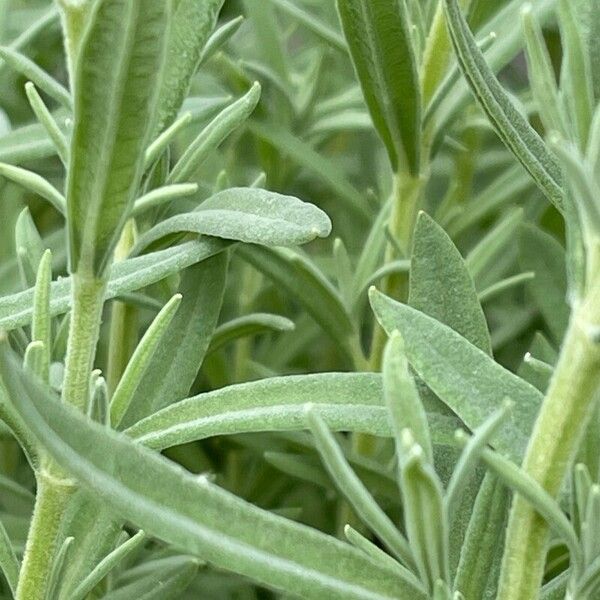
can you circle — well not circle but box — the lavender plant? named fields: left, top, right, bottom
left=0, top=0, right=597, bottom=598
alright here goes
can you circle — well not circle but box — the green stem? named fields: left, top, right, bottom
left=106, top=221, right=138, bottom=395
left=497, top=289, right=600, bottom=599
left=17, top=274, right=106, bottom=595
left=16, top=274, right=105, bottom=597
left=369, top=171, right=425, bottom=371
left=61, top=275, right=107, bottom=411
left=16, top=470, right=75, bottom=600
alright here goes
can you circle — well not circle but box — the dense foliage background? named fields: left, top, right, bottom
left=0, top=0, right=597, bottom=598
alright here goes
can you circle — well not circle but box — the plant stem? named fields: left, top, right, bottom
left=16, top=469, right=74, bottom=600
left=17, top=275, right=106, bottom=596
left=106, top=221, right=138, bottom=394
left=369, top=170, right=425, bottom=370
left=61, top=275, right=107, bottom=411
left=497, top=287, right=600, bottom=599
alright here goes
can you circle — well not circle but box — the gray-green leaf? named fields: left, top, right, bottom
left=119, top=253, right=229, bottom=428
left=443, top=0, right=564, bottom=211
left=136, top=188, right=331, bottom=252
left=155, top=0, right=223, bottom=133
left=66, top=0, right=169, bottom=276
left=369, top=288, right=543, bottom=461
left=0, top=347, right=421, bottom=600
left=336, top=0, right=421, bottom=174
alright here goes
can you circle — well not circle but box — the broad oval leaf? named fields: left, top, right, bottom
left=409, top=211, right=491, bottom=354
left=66, top=0, right=169, bottom=276
left=369, top=288, right=544, bottom=461
left=0, top=348, right=423, bottom=600
left=136, top=187, right=332, bottom=252
left=336, top=0, right=421, bottom=174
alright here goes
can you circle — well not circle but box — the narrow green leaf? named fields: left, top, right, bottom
left=0, top=162, right=65, bottom=214
left=24, top=82, right=69, bottom=166
left=454, top=476, right=509, bottom=600
left=383, top=331, right=433, bottom=463
left=14, top=207, right=44, bottom=289
left=369, top=288, right=544, bottom=461
left=125, top=372, right=458, bottom=450
left=445, top=402, right=512, bottom=518
left=0, top=517, right=19, bottom=596
left=399, top=431, right=450, bottom=593
left=558, top=0, right=594, bottom=149
left=443, top=0, right=564, bottom=211
left=131, top=183, right=199, bottom=217
left=167, top=84, right=261, bottom=185
left=306, top=407, right=414, bottom=568
left=54, top=493, right=123, bottom=600
left=67, top=0, right=169, bottom=276
left=423, top=30, right=497, bottom=129
left=70, top=531, right=146, bottom=600
left=31, top=249, right=52, bottom=382
left=344, top=526, right=425, bottom=592
left=110, top=294, right=182, bottom=428
left=207, top=313, right=295, bottom=356
left=155, top=0, right=223, bottom=133
left=409, top=211, right=491, bottom=354
left=45, top=536, right=73, bottom=600
left=336, top=0, right=421, bottom=174
left=479, top=446, right=582, bottom=570
left=199, top=16, right=245, bottom=65
left=119, top=253, right=228, bottom=427
left=0, top=349, right=420, bottom=600
left=519, top=225, right=569, bottom=344
left=521, top=5, right=568, bottom=138
left=0, top=46, right=71, bottom=109
left=137, top=188, right=331, bottom=251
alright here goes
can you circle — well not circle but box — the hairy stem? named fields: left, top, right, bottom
left=16, top=470, right=74, bottom=600
left=61, top=275, right=107, bottom=411
left=369, top=171, right=425, bottom=370
left=498, top=289, right=600, bottom=599
left=16, top=275, right=106, bottom=595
